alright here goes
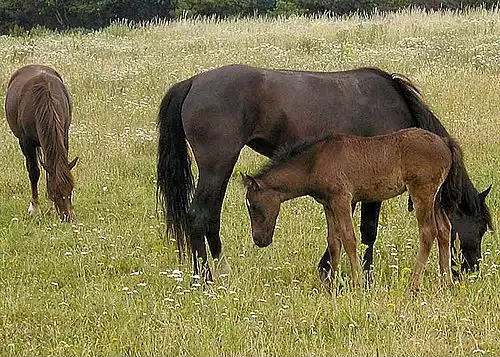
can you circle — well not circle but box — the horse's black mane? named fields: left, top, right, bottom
left=255, top=134, right=331, bottom=178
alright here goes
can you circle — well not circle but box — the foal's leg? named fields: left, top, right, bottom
left=20, top=141, right=40, bottom=217
left=318, top=201, right=380, bottom=283
left=329, top=199, right=362, bottom=287
left=409, top=188, right=439, bottom=292
left=319, top=207, right=342, bottom=282
left=435, top=208, right=453, bottom=287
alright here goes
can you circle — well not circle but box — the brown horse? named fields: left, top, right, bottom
left=5, top=65, right=78, bottom=222
left=244, top=128, right=471, bottom=291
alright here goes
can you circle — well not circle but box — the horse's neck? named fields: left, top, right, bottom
left=262, top=160, right=311, bottom=202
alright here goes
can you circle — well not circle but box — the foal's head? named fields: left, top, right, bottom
left=243, top=174, right=281, bottom=247
left=44, top=157, right=79, bottom=222
left=450, top=185, right=493, bottom=275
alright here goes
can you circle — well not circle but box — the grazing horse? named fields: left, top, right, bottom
left=156, top=64, right=492, bottom=281
left=243, top=128, right=473, bottom=291
left=5, top=65, right=78, bottom=222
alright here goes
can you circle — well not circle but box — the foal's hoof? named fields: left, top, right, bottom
left=27, top=202, right=39, bottom=217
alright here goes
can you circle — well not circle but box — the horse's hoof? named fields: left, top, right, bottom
left=318, top=267, right=331, bottom=282
left=214, top=254, right=232, bottom=279
left=27, top=202, right=39, bottom=217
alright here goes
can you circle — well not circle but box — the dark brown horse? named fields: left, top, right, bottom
left=156, top=64, right=492, bottom=281
left=5, top=65, right=78, bottom=222
left=244, top=128, right=470, bottom=291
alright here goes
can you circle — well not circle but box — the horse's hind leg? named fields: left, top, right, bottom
left=189, top=155, right=239, bottom=282
left=206, top=173, right=234, bottom=278
left=409, top=187, right=439, bottom=291
left=20, top=141, right=40, bottom=217
left=435, top=208, right=452, bottom=287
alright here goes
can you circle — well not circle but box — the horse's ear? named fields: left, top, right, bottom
left=479, top=184, right=492, bottom=202
left=241, top=173, right=259, bottom=189
left=69, top=157, right=79, bottom=170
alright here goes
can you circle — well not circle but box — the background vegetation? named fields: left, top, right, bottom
left=0, top=7, right=499, bottom=355
left=1, top=0, right=499, bottom=34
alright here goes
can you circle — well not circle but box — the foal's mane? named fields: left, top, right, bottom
left=256, top=134, right=331, bottom=178
left=31, top=74, right=74, bottom=193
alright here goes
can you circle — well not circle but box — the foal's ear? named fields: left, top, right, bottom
left=69, top=157, right=79, bottom=170
left=241, top=173, right=259, bottom=189
left=479, top=184, right=492, bottom=202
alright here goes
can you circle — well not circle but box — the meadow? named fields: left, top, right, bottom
left=0, top=7, right=499, bottom=355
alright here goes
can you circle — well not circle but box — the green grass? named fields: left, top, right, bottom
left=1, top=7, right=499, bottom=356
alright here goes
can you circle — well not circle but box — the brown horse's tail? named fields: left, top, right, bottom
left=32, top=76, right=74, bottom=188
left=438, top=137, right=478, bottom=215
left=156, top=78, right=194, bottom=258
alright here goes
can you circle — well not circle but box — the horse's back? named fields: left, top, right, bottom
left=181, top=65, right=416, bottom=157
left=5, top=65, right=70, bottom=141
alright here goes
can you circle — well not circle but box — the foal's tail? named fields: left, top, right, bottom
left=156, top=78, right=194, bottom=258
left=438, top=137, right=477, bottom=215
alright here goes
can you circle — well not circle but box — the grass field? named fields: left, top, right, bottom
left=0, top=7, right=499, bottom=356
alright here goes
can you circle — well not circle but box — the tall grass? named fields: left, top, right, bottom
left=0, top=7, right=498, bottom=356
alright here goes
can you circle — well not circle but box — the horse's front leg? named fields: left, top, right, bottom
left=20, top=141, right=40, bottom=217
left=360, top=201, right=382, bottom=286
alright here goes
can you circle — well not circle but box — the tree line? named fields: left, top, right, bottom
left=0, top=0, right=497, bottom=35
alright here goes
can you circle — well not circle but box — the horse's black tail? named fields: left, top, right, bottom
left=439, top=137, right=478, bottom=215
left=157, top=78, right=194, bottom=258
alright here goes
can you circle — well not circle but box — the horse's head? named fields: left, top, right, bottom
left=450, top=185, right=492, bottom=275
left=45, top=157, right=78, bottom=223
left=243, top=174, right=281, bottom=248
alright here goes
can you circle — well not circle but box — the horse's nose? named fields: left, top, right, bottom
left=253, top=233, right=271, bottom=247
left=61, top=211, right=75, bottom=223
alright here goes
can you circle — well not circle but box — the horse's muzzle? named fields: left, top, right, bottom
left=253, top=233, right=271, bottom=248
